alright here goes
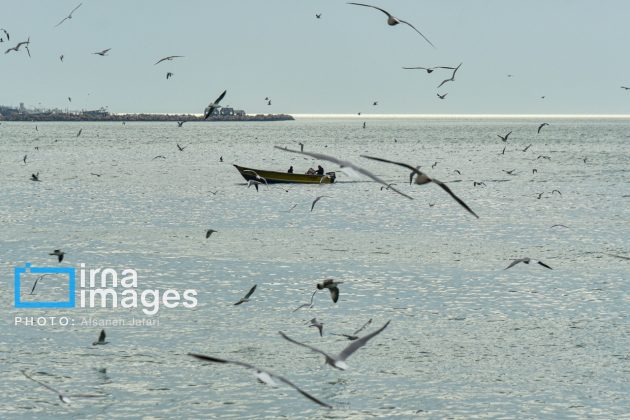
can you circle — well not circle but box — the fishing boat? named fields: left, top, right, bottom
left=233, top=164, right=336, bottom=184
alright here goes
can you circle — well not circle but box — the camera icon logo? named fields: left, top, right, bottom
left=14, top=263, right=76, bottom=308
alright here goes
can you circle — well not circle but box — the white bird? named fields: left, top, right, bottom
left=274, top=146, right=412, bottom=199
left=437, top=62, right=462, bottom=88
left=55, top=3, right=82, bottom=28
left=188, top=353, right=332, bottom=408
left=247, top=179, right=262, bottom=191
left=347, top=2, right=434, bottom=48
left=204, top=90, right=227, bottom=119
left=154, top=55, right=184, bottom=65
left=308, top=318, right=324, bottom=337
left=361, top=155, right=479, bottom=218
left=234, top=285, right=257, bottom=305
left=92, top=329, right=109, bottom=345
left=316, top=279, right=342, bottom=303
left=293, top=290, right=317, bottom=312
left=279, top=320, right=391, bottom=370
left=504, top=257, right=552, bottom=270
left=331, top=319, right=373, bottom=341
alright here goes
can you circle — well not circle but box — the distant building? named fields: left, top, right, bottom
left=220, top=107, right=234, bottom=116
left=19, top=102, right=25, bottom=112
left=234, top=109, right=245, bottom=116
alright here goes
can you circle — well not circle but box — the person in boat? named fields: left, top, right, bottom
left=315, top=165, right=324, bottom=176
left=288, top=166, right=294, bottom=174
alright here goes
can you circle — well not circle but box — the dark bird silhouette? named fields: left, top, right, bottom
left=473, top=181, right=486, bottom=187
left=532, top=168, right=538, bottom=174
left=537, top=155, right=551, bottom=160
left=308, top=318, right=324, bottom=337
left=311, top=195, right=330, bottom=212
left=68, top=97, right=72, bottom=102
left=316, top=13, right=322, bottom=19
left=177, top=121, right=185, bottom=127
left=330, top=319, right=373, bottom=341
left=522, top=144, right=532, bottom=152
left=361, top=155, right=479, bottom=218
left=23, top=154, right=27, bottom=164
left=621, top=86, right=630, bottom=90
left=505, top=258, right=552, bottom=270
left=205, top=229, right=217, bottom=238
left=188, top=353, right=332, bottom=408
left=55, top=3, right=82, bottom=27
left=166, top=72, right=173, bottom=79
left=279, top=320, right=391, bottom=370
left=176, top=143, right=186, bottom=151
left=92, top=329, right=109, bottom=345
left=497, top=131, right=512, bottom=142
left=437, top=93, right=447, bottom=100
left=59, top=54, right=64, bottom=61
left=4, top=37, right=30, bottom=55
left=204, top=90, right=227, bottom=119
left=152, top=155, right=166, bottom=160
left=537, top=122, right=549, bottom=133
left=92, top=48, right=111, bottom=56
left=49, top=249, right=65, bottom=262
left=437, top=62, right=462, bottom=88
left=76, top=128, right=82, bottom=137
left=154, top=55, right=184, bottom=65
left=234, top=285, right=257, bottom=306
left=316, top=279, right=342, bottom=303
left=1, top=28, right=8, bottom=41
left=31, top=172, right=40, bottom=181
left=347, top=2, right=434, bottom=48
left=402, top=66, right=454, bottom=73
left=503, top=169, right=516, bottom=175
left=373, top=101, right=378, bottom=106
left=267, top=99, right=272, bottom=105
left=499, top=145, right=506, bottom=155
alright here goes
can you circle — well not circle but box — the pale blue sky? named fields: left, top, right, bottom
left=2, top=0, right=629, bottom=115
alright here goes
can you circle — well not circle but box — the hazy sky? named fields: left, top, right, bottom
left=2, top=1, right=630, bottom=115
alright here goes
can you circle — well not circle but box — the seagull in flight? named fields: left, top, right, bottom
left=293, top=290, right=317, bottom=312
left=316, top=13, right=322, bottom=19
left=55, top=3, right=82, bottom=28
left=154, top=55, right=184, bottom=65
left=234, top=285, right=257, bottom=305
left=537, top=122, right=549, bottom=133
left=31, top=172, right=40, bottom=181
left=1, top=28, right=9, bottom=41
left=176, top=143, right=187, bottom=151
left=308, top=318, right=324, bottom=337
left=205, top=229, right=217, bottom=238
left=361, top=155, right=479, bottom=218
left=152, top=155, right=166, bottom=160
left=166, top=72, right=173, bottom=79
left=331, top=319, right=373, bottom=341
left=504, top=257, right=552, bottom=270
left=21, top=370, right=71, bottom=404
left=93, top=48, right=111, bottom=56
left=204, top=90, right=227, bottom=119
left=437, top=93, right=447, bottom=100
left=29, top=274, right=51, bottom=295
left=311, top=195, right=330, bottom=212
left=402, top=66, right=454, bottom=74
left=92, top=329, right=109, bottom=345
left=522, top=144, right=532, bottom=152
left=347, top=2, right=434, bottom=48
left=188, top=353, right=332, bottom=408
left=59, top=54, right=64, bottom=62
left=316, top=279, right=342, bottom=303
left=274, top=146, right=412, bottom=199
left=177, top=121, right=185, bottom=127
left=621, top=86, right=630, bottom=90
left=76, top=128, right=82, bottom=137
left=497, top=131, right=512, bottom=142
left=4, top=37, right=30, bottom=55
left=279, top=320, right=391, bottom=370
left=49, top=249, right=65, bottom=262
left=437, top=62, right=462, bottom=88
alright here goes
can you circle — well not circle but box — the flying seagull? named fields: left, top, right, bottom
left=402, top=66, right=454, bottom=73
left=176, top=143, right=186, bottom=151
left=188, top=353, right=332, bottom=408
left=92, top=329, right=109, bottom=345
left=331, top=319, right=373, bottom=341
left=59, top=54, right=64, bottom=62
left=23, top=155, right=27, bottom=164
left=4, top=38, right=30, bottom=55
left=437, top=93, right=447, bottom=100
left=55, top=3, right=82, bottom=27
left=21, top=370, right=71, bottom=403
left=93, top=48, right=111, bottom=56
left=49, top=249, right=65, bottom=262
left=234, top=285, right=257, bottom=305
left=154, top=55, right=184, bottom=65
left=497, top=131, right=512, bottom=142
left=1, top=28, right=9, bottom=41
left=152, top=155, right=166, bottom=160
left=308, top=318, right=324, bottom=337
left=537, top=123, right=549, bottom=134
left=316, top=13, right=322, bottom=19
left=311, top=195, right=330, bottom=212
left=166, top=72, right=173, bottom=79
left=204, top=90, right=227, bottom=119
left=31, top=172, right=40, bottom=181
left=274, top=146, right=412, bottom=199
left=621, top=86, right=630, bottom=90
left=205, top=229, right=217, bottom=238
left=30, top=274, right=51, bottom=295
left=293, top=290, right=317, bottom=312
left=316, top=279, right=342, bottom=303
left=177, top=121, right=185, bottom=127
left=361, top=155, right=479, bottom=218
left=279, top=320, right=391, bottom=370
left=437, top=62, right=462, bottom=89
left=76, top=128, right=82, bottom=137
left=522, top=144, right=532, bottom=152
left=248, top=179, right=262, bottom=191
left=504, top=257, right=552, bottom=270
left=347, top=2, right=434, bottom=48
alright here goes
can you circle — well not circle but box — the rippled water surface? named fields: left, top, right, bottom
left=1, top=118, right=629, bottom=418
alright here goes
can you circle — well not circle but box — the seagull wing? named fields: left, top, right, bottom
left=361, top=155, right=430, bottom=184
left=504, top=259, right=524, bottom=270
left=352, top=318, right=373, bottom=335
left=337, top=320, right=390, bottom=362
left=347, top=2, right=392, bottom=18
left=275, top=147, right=412, bottom=199
left=55, top=16, right=69, bottom=27
left=30, top=275, right=44, bottom=294
left=436, top=77, right=451, bottom=89
left=278, top=331, right=335, bottom=361
left=430, top=178, right=479, bottom=218
left=214, top=90, right=227, bottom=105
left=273, top=374, right=332, bottom=408
left=398, top=19, right=435, bottom=48
left=97, top=329, right=106, bottom=343
left=329, top=287, right=339, bottom=303
left=243, top=284, right=257, bottom=299
left=402, top=66, right=428, bottom=70
left=537, top=261, right=553, bottom=269
left=21, top=370, right=69, bottom=403
left=69, top=3, right=82, bottom=16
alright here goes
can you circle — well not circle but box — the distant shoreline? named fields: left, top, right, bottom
left=292, top=113, right=630, bottom=120
left=0, top=112, right=294, bottom=122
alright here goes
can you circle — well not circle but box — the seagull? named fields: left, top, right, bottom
left=267, top=99, right=272, bottom=105
left=362, top=121, right=366, bottom=129
left=437, top=62, right=462, bottom=88
left=204, top=90, right=227, bottom=119
left=537, top=122, right=549, bottom=133
left=316, top=279, right=342, bottom=303
left=402, top=66, right=454, bottom=73
left=76, top=128, right=82, bottom=137
left=90, top=173, right=101, bottom=177
left=1, top=28, right=8, bottom=41
left=347, top=2, right=434, bottom=48
left=23, top=154, right=27, bottom=164
left=373, top=101, right=378, bottom=106
left=55, top=3, right=82, bottom=27
left=330, top=319, right=373, bottom=341
left=532, top=168, right=538, bottom=174
left=166, top=72, right=173, bottom=79
left=316, top=13, right=322, bottom=19
left=176, top=143, right=187, bottom=151
left=234, top=285, right=257, bottom=305
left=68, top=97, right=72, bottom=102
left=503, top=169, right=516, bottom=175
left=293, top=290, right=317, bottom=312
left=30, top=274, right=51, bottom=294
left=49, top=249, right=65, bottom=262
left=437, top=93, right=447, bottom=100
left=522, top=144, right=532, bottom=152
left=550, top=224, right=569, bottom=228
left=621, top=86, right=630, bottom=90
left=504, top=257, right=552, bottom=270
left=205, top=229, right=217, bottom=238
left=93, top=48, right=111, bottom=56
left=21, top=370, right=71, bottom=404
left=551, top=189, right=562, bottom=196
left=154, top=55, right=184, bottom=65
left=248, top=179, right=262, bottom=191
left=59, top=54, right=64, bottom=62
left=279, top=320, right=390, bottom=370
left=242, top=169, right=268, bottom=185
left=499, top=145, right=506, bottom=155
left=152, top=155, right=166, bottom=160
left=31, top=172, right=40, bottom=181
left=453, top=169, right=461, bottom=175
left=536, top=192, right=544, bottom=199
left=361, top=155, right=479, bottom=218
left=497, top=131, right=512, bottom=142
left=274, top=146, right=412, bottom=199
left=308, top=318, right=324, bottom=337
left=188, top=353, right=332, bottom=408
left=311, top=195, right=330, bottom=212
left=582, top=157, right=587, bottom=164
left=4, top=38, right=30, bottom=54
left=537, top=155, right=551, bottom=160
left=176, top=121, right=185, bottom=127
left=92, top=329, right=109, bottom=345
left=473, top=181, right=486, bottom=187
left=297, top=141, right=304, bottom=152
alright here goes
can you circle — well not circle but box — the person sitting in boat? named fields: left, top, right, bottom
left=306, top=167, right=316, bottom=175
left=315, top=165, right=324, bottom=176
left=288, top=166, right=294, bottom=174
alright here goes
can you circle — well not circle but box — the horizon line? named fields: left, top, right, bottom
left=290, top=113, right=630, bottom=120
